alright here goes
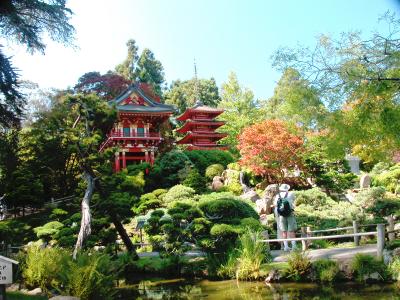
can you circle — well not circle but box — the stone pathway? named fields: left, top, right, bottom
left=271, top=244, right=377, bottom=263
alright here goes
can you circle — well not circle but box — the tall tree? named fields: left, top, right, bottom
left=74, top=71, right=130, bottom=100
left=217, top=72, right=264, bottom=153
left=265, top=68, right=326, bottom=130
left=164, top=78, right=220, bottom=114
left=237, top=119, right=304, bottom=183
left=116, top=39, right=165, bottom=97
left=0, top=0, right=75, bottom=128
left=271, top=13, right=400, bottom=162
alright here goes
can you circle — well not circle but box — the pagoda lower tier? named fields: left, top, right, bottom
left=176, top=131, right=228, bottom=150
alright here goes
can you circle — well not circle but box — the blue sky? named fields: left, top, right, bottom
left=6, top=0, right=399, bottom=99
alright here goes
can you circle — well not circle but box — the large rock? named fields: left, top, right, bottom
left=360, top=174, right=371, bottom=189
left=27, top=288, right=43, bottom=296
left=211, top=176, right=224, bottom=191
left=240, top=189, right=260, bottom=202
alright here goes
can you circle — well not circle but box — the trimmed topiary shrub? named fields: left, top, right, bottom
left=184, top=150, right=234, bottom=175
left=163, top=185, right=196, bottom=204
left=294, top=188, right=332, bottom=207
left=34, top=221, right=64, bottom=241
left=198, top=197, right=259, bottom=224
left=156, top=150, right=193, bottom=187
left=205, top=164, right=225, bottom=180
left=182, top=168, right=207, bottom=193
left=372, top=163, right=400, bottom=193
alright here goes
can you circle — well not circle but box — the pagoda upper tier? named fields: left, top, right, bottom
left=176, top=101, right=228, bottom=150
left=100, top=83, right=175, bottom=171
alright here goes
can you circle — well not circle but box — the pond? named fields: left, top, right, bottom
left=117, top=279, right=400, bottom=299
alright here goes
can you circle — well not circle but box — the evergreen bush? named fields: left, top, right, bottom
left=163, top=185, right=196, bottom=204
left=350, top=254, right=389, bottom=282
left=205, top=164, right=225, bottom=180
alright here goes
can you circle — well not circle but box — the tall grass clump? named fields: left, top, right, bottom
left=59, top=252, right=116, bottom=300
left=22, top=246, right=70, bottom=292
left=22, top=246, right=116, bottom=299
left=350, top=254, right=389, bottom=282
left=285, top=250, right=311, bottom=281
left=235, top=229, right=269, bottom=280
left=312, top=259, right=341, bottom=282
left=389, top=257, right=400, bottom=282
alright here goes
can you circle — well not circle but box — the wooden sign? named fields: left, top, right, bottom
left=0, top=256, right=18, bottom=285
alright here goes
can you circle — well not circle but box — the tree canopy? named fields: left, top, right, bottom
left=116, top=39, right=165, bottom=97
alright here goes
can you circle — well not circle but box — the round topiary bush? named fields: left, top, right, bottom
left=163, top=184, right=196, bottom=203
left=205, top=164, right=225, bottom=180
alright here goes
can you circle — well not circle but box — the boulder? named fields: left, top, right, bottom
left=211, top=176, right=224, bottom=191
left=360, top=174, right=371, bottom=189
left=240, top=189, right=260, bottom=202
left=27, top=288, right=43, bottom=296
left=264, top=269, right=282, bottom=283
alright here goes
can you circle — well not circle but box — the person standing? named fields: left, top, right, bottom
left=276, top=184, right=297, bottom=251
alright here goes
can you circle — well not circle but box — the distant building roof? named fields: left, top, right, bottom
left=109, top=83, right=175, bottom=114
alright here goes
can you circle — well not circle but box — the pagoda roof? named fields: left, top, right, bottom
left=176, top=120, right=225, bottom=133
left=109, top=83, right=175, bottom=114
left=176, top=102, right=224, bottom=121
left=176, top=132, right=227, bottom=144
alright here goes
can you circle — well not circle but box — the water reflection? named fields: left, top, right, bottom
left=116, top=279, right=400, bottom=300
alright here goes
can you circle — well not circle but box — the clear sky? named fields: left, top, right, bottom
left=5, top=0, right=399, bottom=99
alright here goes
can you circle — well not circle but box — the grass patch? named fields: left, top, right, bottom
left=7, top=292, right=47, bottom=300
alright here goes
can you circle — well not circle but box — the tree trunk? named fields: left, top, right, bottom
left=73, top=171, right=95, bottom=259
left=110, top=212, right=138, bottom=260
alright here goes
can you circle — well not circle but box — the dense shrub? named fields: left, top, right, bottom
left=372, top=163, right=400, bottom=193
left=184, top=150, right=234, bottom=175
left=285, top=250, right=311, bottom=281
left=312, top=259, right=340, bottom=282
left=198, top=197, right=259, bottom=224
left=133, top=188, right=167, bottom=214
left=350, top=254, right=389, bottom=282
left=389, top=257, right=400, bottom=281
left=33, top=221, right=64, bottom=241
left=22, top=246, right=116, bottom=299
left=205, top=164, right=225, bottom=180
left=294, top=188, right=332, bottom=207
left=354, top=187, right=386, bottom=209
left=163, top=185, right=196, bottom=204
left=182, top=168, right=207, bottom=193
left=155, top=150, right=192, bottom=187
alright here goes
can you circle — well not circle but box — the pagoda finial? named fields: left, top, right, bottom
left=193, top=58, right=203, bottom=107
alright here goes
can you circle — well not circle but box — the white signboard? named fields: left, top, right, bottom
left=0, top=256, right=18, bottom=285
left=0, top=262, right=12, bottom=284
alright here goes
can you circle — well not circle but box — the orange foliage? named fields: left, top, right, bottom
left=237, top=119, right=304, bottom=180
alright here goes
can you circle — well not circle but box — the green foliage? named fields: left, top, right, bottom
left=294, top=188, right=331, bottom=206
left=156, top=150, right=192, bottom=187
left=353, top=187, right=386, bottom=209
left=116, top=39, right=165, bottom=96
left=182, top=168, right=207, bottom=193
left=22, top=246, right=70, bottom=292
left=165, top=78, right=220, bottom=114
left=22, top=246, right=116, bottom=299
left=285, top=250, right=311, bottom=281
left=389, top=257, right=400, bottom=281
left=184, top=150, right=234, bottom=175
left=33, top=221, right=64, bottom=241
left=133, top=188, right=167, bottom=214
left=60, top=252, right=116, bottom=300
left=163, top=185, right=196, bottom=204
left=372, top=163, right=400, bottom=193
left=235, top=229, right=269, bottom=280
left=350, top=254, right=389, bottom=282
left=223, top=182, right=243, bottom=195
left=205, top=164, right=225, bottom=180
left=198, top=196, right=259, bottom=224
left=217, top=72, right=265, bottom=153
left=312, top=259, right=340, bottom=282
left=49, top=208, right=68, bottom=221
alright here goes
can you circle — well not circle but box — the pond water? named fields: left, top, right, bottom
left=117, top=279, right=400, bottom=299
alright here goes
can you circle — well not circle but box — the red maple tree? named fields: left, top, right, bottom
left=237, top=119, right=304, bottom=182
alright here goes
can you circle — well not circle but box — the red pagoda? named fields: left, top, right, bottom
left=176, top=100, right=227, bottom=150
left=100, top=83, right=175, bottom=171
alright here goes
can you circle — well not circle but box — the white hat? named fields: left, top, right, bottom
left=279, top=184, right=290, bottom=192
